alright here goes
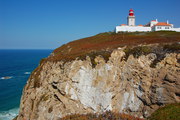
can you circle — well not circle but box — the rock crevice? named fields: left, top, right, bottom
left=17, top=47, right=180, bottom=120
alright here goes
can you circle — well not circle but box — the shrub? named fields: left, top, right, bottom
left=124, top=46, right=152, bottom=60
left=150, top=53, right=165, bottom=68
left=78, top=51, right=112, bottom=68
left=163, top=43, right=180, bottom=52
left=48, top=31, right=180, bottom=62
left=148, top=103, right=180, bottom=120
left=61, top=111, right=144, bottom=120
left=40, top=58, right=46, bottom=65
left=33, top=67, right=41, bottom=88
left=150, top=43, right=180, bottom=67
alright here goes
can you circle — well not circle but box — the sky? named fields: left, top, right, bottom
left=0, top=0, right=180, bottom=49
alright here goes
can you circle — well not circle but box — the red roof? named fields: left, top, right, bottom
left=129, top=9, right=134, bottom=12
left=155, top=22, right=171, bottom=26
left=138, top=24, right=143, bottom=26
left=129, top=9, right=134, bottom=16
left=121, top=24, right=127, bottom=26
left=151, top=20, right=156, bottom=22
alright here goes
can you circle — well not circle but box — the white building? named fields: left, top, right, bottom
left=116, top=25, right=151, bottom=32
left=127, top=9, right=135, bottom=26
left=152, top=21, right=173, bottom=31
left=115, top=9, right=180, bottom=33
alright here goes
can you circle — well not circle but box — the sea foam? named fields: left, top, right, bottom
left=0, top=76, right=12, bottom=80
left=24, top=72, right=31, bottom=75
left=0, top=108, right=19, bottom=120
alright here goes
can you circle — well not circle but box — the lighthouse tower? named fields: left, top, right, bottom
left=127, top=9, right=135, bottom=26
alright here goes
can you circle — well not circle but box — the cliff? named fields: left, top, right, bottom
left=17, top=32, right=180, bottom=120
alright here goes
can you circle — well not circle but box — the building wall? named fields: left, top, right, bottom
left=171, top=28, right=180, bottom=32
left=150, top=21, right=158, bottom=27
left=116, top=26, right=151, bottom=33
left=127, top=16, right=135, bottom=26
left=153, top=26, right=173, bottom=31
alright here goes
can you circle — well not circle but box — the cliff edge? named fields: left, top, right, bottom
left=17, top=32, right=180, bottom=120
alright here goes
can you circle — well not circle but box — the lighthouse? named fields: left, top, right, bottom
left=115, top=9, right=180, bottom=33
left=127, top=9, right=135, bottom=26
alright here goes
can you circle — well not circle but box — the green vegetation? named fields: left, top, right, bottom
left=96, top=31, right=116, bottom=36
left=41, top=94, right=49, bottom=101
left=35, top=94, right=49, bottom=110
left=150, top=43, right=180, bottom=67
left=150, top=54, right=166, bottom=68
left=77, top=51, right=112, bottom=68
left=148, top=103, right=180, bottom=120
left=47, top=31, right=180, bottom=62
left=40, top=58, right=46, bottom=65
left=33, top=68, right=41, bottom=88
left=163, top=43, right=180, bottom=52
left=61, top=111, right=144, bottom=120
left=30, top=64, right=44, bottom=88
left=61, top=103, right=180, bottom=120
left=123, top=46, right=152, bottom=59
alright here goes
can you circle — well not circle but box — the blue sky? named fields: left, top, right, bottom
left=0, top=0, right=180, bottom=49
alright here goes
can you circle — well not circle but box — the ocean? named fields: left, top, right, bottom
left=0, top=49, right=52, bottom=120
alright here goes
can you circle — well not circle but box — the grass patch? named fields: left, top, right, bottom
left=47, top=31, right=180, bottom=62
left=61, top=111, right=144, bottom=120
left=96, top=31, right=116, bottom=36
left=148, top=103, right=180, bottom=120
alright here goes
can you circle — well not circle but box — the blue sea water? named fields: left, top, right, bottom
left=0, top=49, right=52, bottom=120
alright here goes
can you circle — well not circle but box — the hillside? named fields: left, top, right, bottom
left=47, top=31, right=180, bottom=62
left=16, top=31, right=180, bottom=120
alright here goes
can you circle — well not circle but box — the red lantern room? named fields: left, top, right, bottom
left=129, top=9, right=134, bottom=16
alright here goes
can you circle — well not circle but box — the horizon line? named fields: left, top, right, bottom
left=0, top=48, right=54, bottom=50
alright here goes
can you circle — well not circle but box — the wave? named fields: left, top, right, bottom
left=0, top=76, right=12, bottom=80
left=0, top=108, right=19, bottom=120
left=24, top=72, right=31, bottom=75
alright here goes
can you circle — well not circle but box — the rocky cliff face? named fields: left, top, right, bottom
left=17, top=47, right=180, bottom=120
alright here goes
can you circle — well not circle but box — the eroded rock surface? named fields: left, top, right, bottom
left=17, top=48, right=180, bottom=120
